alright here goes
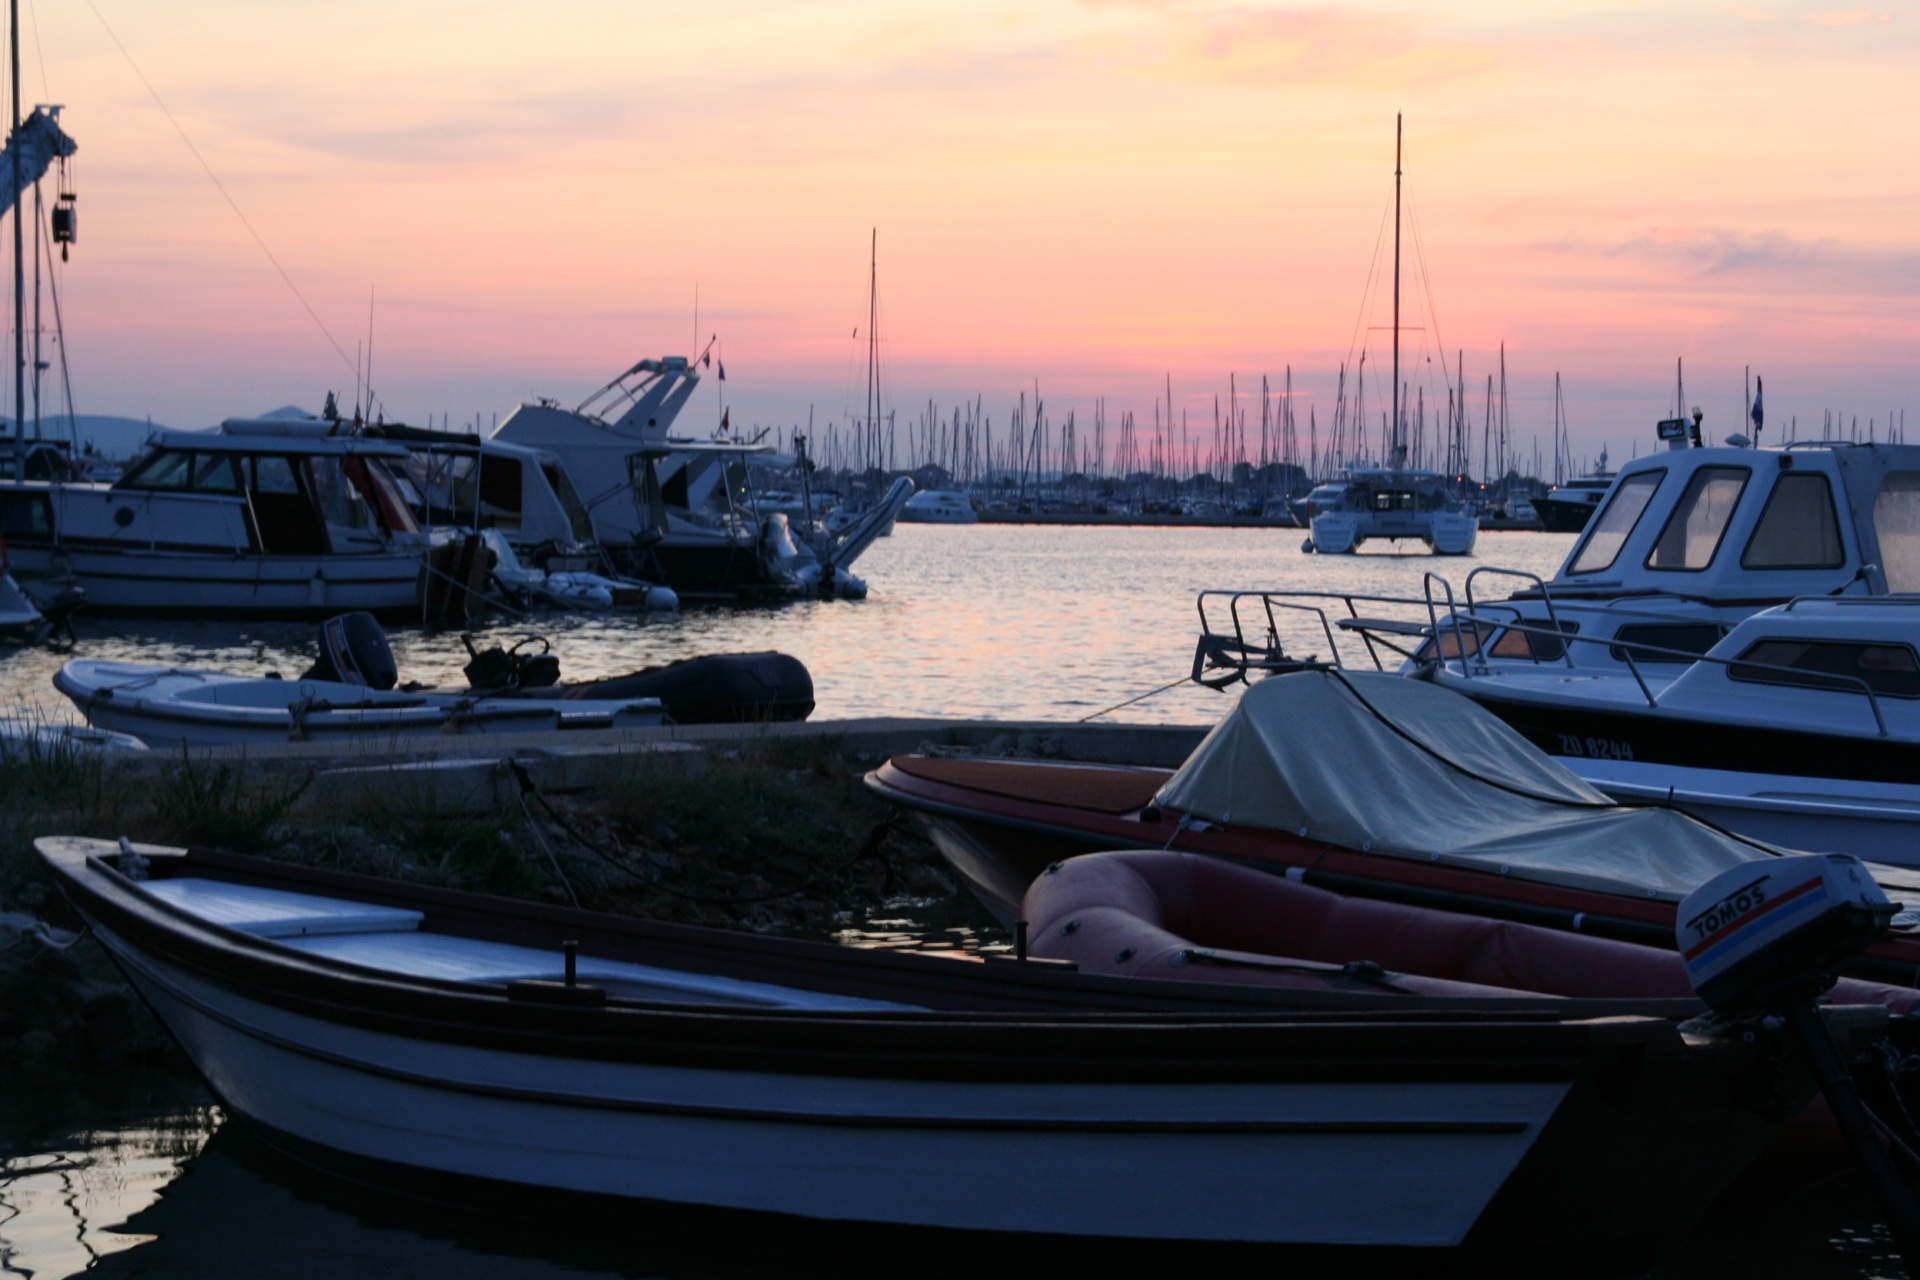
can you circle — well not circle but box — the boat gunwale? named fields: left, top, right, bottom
left=37, top=838, right=1705, bottom=1086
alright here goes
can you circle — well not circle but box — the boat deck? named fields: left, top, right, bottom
left=142, top=876, right=912, bottom=1011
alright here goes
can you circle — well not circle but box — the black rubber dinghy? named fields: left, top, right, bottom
left=558, top=652, right=814, bottom=724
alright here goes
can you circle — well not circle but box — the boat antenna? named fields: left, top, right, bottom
left=1390, top=112, right=1405, bottom=474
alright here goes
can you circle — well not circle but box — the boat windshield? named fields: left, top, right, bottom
left=1647, top=466, right=1749, bottom=571
left=1741, top=472, right=1845, bottom=569
left=1567, top=469, right=1663, bottom=575
left=1875, top=473, right=1920, bottom=592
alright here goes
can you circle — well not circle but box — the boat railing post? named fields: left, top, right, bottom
left=1618, top=645, right=1658, bottom=708
left=1423, top=572, right=1473, bottom=677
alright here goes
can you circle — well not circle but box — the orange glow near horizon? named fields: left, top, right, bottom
left=17, top=0, right=1920, bottom=464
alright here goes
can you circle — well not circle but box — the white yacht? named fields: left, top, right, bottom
left=896, top=489, right=978, bottom=524
left=0, top=419, right=427, bottom=617
left=1308, top=467, right=1478, bottom=555
left=493, top=358, right=909, bottom=599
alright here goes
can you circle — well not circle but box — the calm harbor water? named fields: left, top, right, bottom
left=0, top=526, right=1905, bottom=1276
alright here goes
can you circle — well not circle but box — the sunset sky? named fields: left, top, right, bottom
left=13, top=0, right=1920, bottom=472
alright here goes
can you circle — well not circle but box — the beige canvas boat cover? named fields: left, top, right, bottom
left=1154, top=670, right=1775, bottom=901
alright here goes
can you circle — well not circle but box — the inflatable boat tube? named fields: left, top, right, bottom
left=1021, top=848, right=1918, bottom=1007
left=558, top=651, right=814, bottom=724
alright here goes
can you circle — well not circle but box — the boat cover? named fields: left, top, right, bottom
left=1154, top=671, right=1775, bottom=901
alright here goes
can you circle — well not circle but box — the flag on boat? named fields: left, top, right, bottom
left=1751, top=378, right=1764, bottom=433
left=721, top=409, right=730, bottom=431
left=718, top=361, right=726, bottom=381
left=701, top=351, right=711, bottom=368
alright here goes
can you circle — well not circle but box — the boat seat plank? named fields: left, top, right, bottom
left=283, top=930, right=916, bottom=1010
left=143, top=877, right=424, bottom=938
left=891, top=757, right=1169, bottom=814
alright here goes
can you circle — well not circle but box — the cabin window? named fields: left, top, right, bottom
left=303, top=457, right=376, bottom=532
left=1742, top=473, right=1844, bottom=569
left=478, top=456, right=524, bottom=526
left=1609, top=623, right=1726, bottom=663
left=545, top=464, right=595, bottom=543
left=1373, top=489, right=1415, bottom=513
left=1732, top=639, right=1920, bottom=698
left=0, top=490, right=52, bottom=539
left=1417, top=622, right=1494, bottom=661
left=190, top=454, right=242, bottom=493
left=119, top=449, right=194, bottom=490
left=250, top=456, right=301, bottom=494
left=1646, top=466, right=1749, bottom=571
left=1568, top=470, right=1663, bottom=575
left=1489, top=619, right=1579, bottom=661
left=1874, top=473, right=1920, bottom=593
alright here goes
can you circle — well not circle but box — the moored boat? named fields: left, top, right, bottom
left=34, top=834, right=1837, bottom=1257
left=53, top=612, right=812, bottom=747
left=865, top=670, right=1920, bottom=985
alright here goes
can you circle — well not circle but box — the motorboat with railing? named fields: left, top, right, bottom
left=0, top=418, right=428, bottom=617
left=492, top=359, right=910, bottom=599
left=1183, top=582, right=1920, bottom=863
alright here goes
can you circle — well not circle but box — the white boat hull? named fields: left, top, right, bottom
left=56, top=661, right=664, bottom=748
left=1311, top=511, right=1477, bottom=556
left=97, top=924, right=1562, bottom=1245
left=1573, top=757, right=1920, bottom=868
left=11, top=545, right=421, bottom=617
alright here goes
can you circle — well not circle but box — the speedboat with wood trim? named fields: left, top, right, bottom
left=34, top=834, right=1836, bottom=1258
left=54, top=612, right=813, bottom=747
left=864, top=670, right=1920, bottom=988
left=0, top=418, right=429, bottom=618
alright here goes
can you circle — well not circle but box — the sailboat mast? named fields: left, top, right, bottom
left=1391, top=112, right=1401, bottom=467
left=866, top=228, right=878, bottom=472
left=9, top=0, right=20, bottom=480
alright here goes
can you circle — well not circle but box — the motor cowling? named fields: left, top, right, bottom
left=301, top=611, right=398, bottom=691
left=1677, top=854, right=1895, bottom=1014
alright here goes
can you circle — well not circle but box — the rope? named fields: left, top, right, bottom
left=1077, top=676, right=1189, bottom=723
left=502, top=759, right=892, bottom=906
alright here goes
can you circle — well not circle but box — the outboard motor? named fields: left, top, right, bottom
left=300, top=611, right=398, bottom=690
left=1680, top=855, right=1920, bottom=1271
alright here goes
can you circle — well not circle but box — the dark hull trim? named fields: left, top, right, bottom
left=1459, top=688, right=1920, bottom=787
left=46, top=843, right=1669, bottom=1087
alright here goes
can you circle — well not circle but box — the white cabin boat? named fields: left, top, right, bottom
left=0, top=420, right=427, bottom=617
left=493, top=358, right=908, bottom=599
left=896, top=489, right=977, bottom=524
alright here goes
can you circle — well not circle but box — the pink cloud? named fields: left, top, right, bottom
left=1090, top=4, right=1514, bottom=91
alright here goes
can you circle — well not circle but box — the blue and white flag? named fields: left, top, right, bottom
left=1751, top=377, right=1764, bottom=433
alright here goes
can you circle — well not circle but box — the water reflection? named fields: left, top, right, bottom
left=0, top=1071, right=216, bottom=1279
left=0, top=528, right=1576, bottom=727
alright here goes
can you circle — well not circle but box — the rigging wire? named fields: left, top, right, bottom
left=82, top=0, right=358, bottom=379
